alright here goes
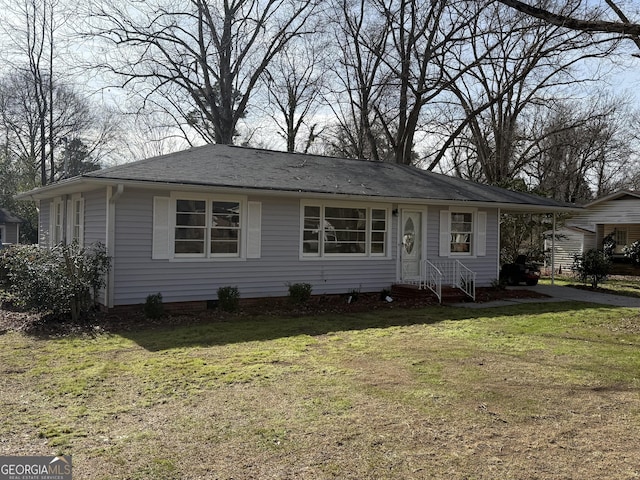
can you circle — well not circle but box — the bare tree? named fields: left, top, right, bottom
left=526, top=96, right=637, bottom=201
left=328, top=0, right=512, bottom=165
left=263, top=37, right=326, bottom=153
left=440, top=1, right=617, bottom=185
left=323, top=0, right=390, bottom=161
left=87, top=0, right=320, bottom=146
left=0, top=70, right=118, bottom=183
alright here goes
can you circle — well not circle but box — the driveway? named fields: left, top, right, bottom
left=452, top=284, right=640, bottom=309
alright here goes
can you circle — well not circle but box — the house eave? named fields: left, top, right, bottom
left=15, top=176, right=581, bottom=213
left=582, top=190, right=640, bottom=208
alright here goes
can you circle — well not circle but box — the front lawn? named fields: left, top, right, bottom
left=1, top=302, right=639, bottom=479
left=541, top=274, right=640, bottom=299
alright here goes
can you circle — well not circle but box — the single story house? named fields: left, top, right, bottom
left=0, top=207, right=24, bottom=246
left=17, top=144, right=578, bottom=309
left=545, top=190, right=640, bottom=272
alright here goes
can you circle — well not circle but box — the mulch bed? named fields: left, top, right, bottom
left=0, top=287, right=549, bottom=337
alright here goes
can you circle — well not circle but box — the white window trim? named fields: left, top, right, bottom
left=50, top=197, right=64, bottom=247
left=300, top=200, right=392, bottom=260
left=67, top=193, right=84, bottom=246
left=169, top=192, right=248, bottom=261
left=440, top=207, right=487, bottom=258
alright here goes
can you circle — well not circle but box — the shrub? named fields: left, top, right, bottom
left=623, top=240, right=640, bottom=265
left=0, top=242, right=111, bottom=322
left=144, top=293, right=165, bottom=319
left=217, top=286, right=240, bottom=312
left=572, top=249, right=611, bottom=288
left=288, top=282, right=312, bottom=304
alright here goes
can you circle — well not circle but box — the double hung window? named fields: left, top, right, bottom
left=154, top=194, right=259, bottom=261
left=440, top=208, right=486, bottom=258
left=450, top=212, right=473, bottom=254
left=174, top=197, right=242, bottom=258
left=302, top=203, right=388, bottom=257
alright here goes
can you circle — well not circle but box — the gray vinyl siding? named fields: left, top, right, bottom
left=427, top=206, right=500, bottom=286
left=545, top=228, right=591, bottom=272
left=84, top=188, right=107, bottom=245
left=111, top=190, right=398, bottom=306
left=2, top=223, right=19, bottom=244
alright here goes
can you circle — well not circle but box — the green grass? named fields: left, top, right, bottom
left=1, top=302, right=640, bottom=478
left=541, top=274, right=640, bottom=298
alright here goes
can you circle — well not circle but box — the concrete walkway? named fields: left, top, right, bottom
left=451, top=284, right=640, bottom=309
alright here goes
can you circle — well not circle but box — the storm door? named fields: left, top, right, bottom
left=401, top=210, right=422, bottom=282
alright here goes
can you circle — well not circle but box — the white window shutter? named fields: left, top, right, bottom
left=247, top=201, right=262, bottom=259
left=152, top=197, right=171, bottom=260
left=476, top=211, right=487, bottom=256
left=439, top=210, right=450, bottom=257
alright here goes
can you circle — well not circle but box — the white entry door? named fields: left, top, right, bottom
left=401, top=210, right=422, bottom=282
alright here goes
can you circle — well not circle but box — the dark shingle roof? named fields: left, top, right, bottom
left=0, top=208, right=23, bottom=224
left=83, top=144, right=573, bottom=209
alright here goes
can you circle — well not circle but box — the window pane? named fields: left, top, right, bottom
left=302, top=205, right=321, bottom=255
left=372, top=209, right=386, bottom=220
left=211, top=241, right=239, bottom=254
left=372, top=210, right=386, bottom=256
left=211, top=229, right=239, bottom=240
left=175, top=240, right=205, bottom=254
left=324, top=207, right=366, bottom=255
left=175, top=228, right=205, bottom=240
left=177, top=213, right=206, bottom=226
left=304, top=206, right=320, bottom=218
left=210, top=201, right=240, bottom=256
left=177, top=200, right=205, bottom=213
left=371, top=243, right=385, bottom=254
left=175, top=199, right=206, bottom=255
left=371, top=231, right=386, bottom=242
left=450, top=212, right=472, bottom=254
left=372, top=220, right=386, bottom=231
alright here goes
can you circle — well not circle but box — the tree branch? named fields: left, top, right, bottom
left=496, top=0, right=640, bottom=36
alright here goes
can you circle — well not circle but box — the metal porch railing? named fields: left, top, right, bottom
left=417, top=259, right=476, bottom=302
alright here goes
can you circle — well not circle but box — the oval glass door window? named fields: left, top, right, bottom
left=403, top=217, right=415, bottom=254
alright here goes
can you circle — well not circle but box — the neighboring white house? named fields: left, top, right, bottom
left=545, top=190, right=640, bottom=272
left=17, top=144, right=578, bottom=310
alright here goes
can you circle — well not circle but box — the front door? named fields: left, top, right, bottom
left=401, top=210, right=422, bottom=282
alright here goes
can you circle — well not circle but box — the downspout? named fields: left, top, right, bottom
left=551, top=213, right=556, bottom=285
left=497, top=208, right=501, bottom=281
left=106, top=184, right=124, bottom=308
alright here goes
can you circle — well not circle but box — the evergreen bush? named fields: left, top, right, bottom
left=0, top=242, right=110, bottom=322
left=217, top=286, right=240, bottom=312
left=572, top=249, right=610, bottom=288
